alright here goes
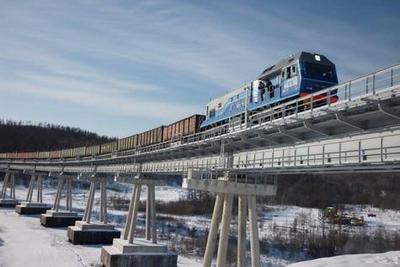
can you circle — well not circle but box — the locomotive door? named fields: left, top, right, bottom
left=251, top=80, right=259, bottom=103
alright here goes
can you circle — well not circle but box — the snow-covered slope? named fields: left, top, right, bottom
left=288, top=251, right=400, bottom=267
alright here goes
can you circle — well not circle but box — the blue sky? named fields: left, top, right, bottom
left=0, top=0, right=399, bottom=137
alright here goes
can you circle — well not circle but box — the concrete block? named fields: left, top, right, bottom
left=15, top=202, right=51, bottom=215
left=40, top=211, right=82, bottom=227
left=101, top=239, right=177, bottom=267
left=0, top=199, right=20, bottom=208
left=113, top=238, right=168, bottom=253
left=75, top=220, right=115, bottom=231
left=67, top=221, right=120, bottom=245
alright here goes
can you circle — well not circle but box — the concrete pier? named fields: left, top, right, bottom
left=15, top=201, right=51, bottom=215
left=0, top=199, right=20, bottom=208
left=100, top=175, right=177, bottom=267
left=67, top=221, right=120, bottom=245
left=41, top=176, right=82, bottom=227
left=67, top=177, right=120, bottom=245
left=101, top=238, right=177, bottom=267
left=15, top=174, right=50, bottom=215
left=0, top=172, right=19, bottom=208
left=183, top=168, right=277, bottom=267
left=40, top=210, right=82, bottom=227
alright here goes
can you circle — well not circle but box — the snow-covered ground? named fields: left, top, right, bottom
left=287, top=251, right=400, bottom=267
left=259, top=204, right=400, bottom=239
left=0, top=209, right=100, bottom=267
left=0, top=209, right=202, bottom=267
left=2, top=181, right=400, bottom=267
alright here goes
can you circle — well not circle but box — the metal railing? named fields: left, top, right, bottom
left=183, top=167, right=277, bottom=186
left=135, top=131, right=400, bottom=173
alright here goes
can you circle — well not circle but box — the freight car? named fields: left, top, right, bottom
left=163, top=114, right=204, bottom=142
left=136, top=126, right=164, bottom=147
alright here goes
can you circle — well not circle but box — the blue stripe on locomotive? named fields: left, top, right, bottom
left=201, top=60, right=337, bottom=128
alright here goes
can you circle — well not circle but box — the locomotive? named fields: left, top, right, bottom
left=0, top=52, right=340, bottom=160
left=201, top=52, right=338, bottom=128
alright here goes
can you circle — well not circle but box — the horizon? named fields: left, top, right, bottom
left=1, top=0, right=399, bottom=137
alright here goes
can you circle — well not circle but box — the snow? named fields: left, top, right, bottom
left=0, top=209, right=101, bottom=267
left=287, top=251, right=400, bottom=267
left=259, top=205, right=400, bottom=239
left=0, top=208, right=204, bottom=267
left=2, top=182, right=400, bottom=267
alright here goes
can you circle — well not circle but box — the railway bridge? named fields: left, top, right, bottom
left=0, top=64, right=400, bottom=267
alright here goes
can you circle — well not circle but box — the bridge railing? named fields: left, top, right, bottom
left=234, top=132, right=400, bottom=170
left=184, top=167, right=277, bottom=186
left=137, top=131, right=400, bottom=173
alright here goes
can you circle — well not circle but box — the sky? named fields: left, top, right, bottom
left=0, top=0, right=399, bottom=137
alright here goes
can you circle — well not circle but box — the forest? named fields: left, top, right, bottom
left=0, top=119, right=115, bottom=152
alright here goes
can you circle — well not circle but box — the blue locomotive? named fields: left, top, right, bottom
left=201, top=52, right=338, bottom=128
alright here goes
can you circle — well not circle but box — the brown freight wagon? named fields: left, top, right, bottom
left=120, top=134, right=137, bottom=151
left=28, top=152, right=39, bottom=159
left=100, top=141, right=118, bottom=154
left=85, top=145, right=100, bottom=157
left=163, top=114, right=205, bottom=142
left=118, top=137, right=126, bottom=151
left=62, top=148, right=74, bottom=158
left=49, top=150, right=62, bottom=159
left=136, top=126, right=164, bottom=147
left=38, top=151, right=50, bottom=159
left=74, top=146, right=86, bottom=157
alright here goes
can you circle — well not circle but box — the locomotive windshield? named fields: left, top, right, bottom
left=304, top=63, right=336, bottom=81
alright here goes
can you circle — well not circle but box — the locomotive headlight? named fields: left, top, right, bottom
left=315, top=54, right=321, bottom=61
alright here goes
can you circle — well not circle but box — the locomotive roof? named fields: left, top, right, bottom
left=258, top=51, right=335, bottom=80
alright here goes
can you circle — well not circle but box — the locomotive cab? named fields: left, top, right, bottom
left=201, top=52, right=339, bottom=129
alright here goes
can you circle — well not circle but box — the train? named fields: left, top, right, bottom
left=201, top=51, right=338, bottom=128
left=0, top=52, right=338, bottom=160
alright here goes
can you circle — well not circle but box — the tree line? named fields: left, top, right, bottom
left=0, top=119, right=116, bottom=153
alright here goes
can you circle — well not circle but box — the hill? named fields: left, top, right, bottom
left=0, top=119, right=115, bottom=152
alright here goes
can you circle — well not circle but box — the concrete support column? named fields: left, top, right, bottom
left=237, top=195, right=247, bottom=267
left=184, top=170, right=272, bottom=267
left=100, top=178, right=107, bottom=224
left=84, top=180, right=96, bottom=224
left=11, top=173, right=16, bottom=200
left=123, top=184, right=137, bottom=240
left=248, top=195, right=261, bottom=267
left=146, top=185, right=152, bottom=240
left=150, top=185, right=157, bottom=244
left=66, top=177, right=72, bottom=211
left=128, top=184, right=141, bottom=243
left=1, top=173, right=9, bottom=199
left=203, top=193, right=224, bottom=267
left=54, top=178, right=64, bottom=211
left=1, top=172, right=16, bottom=200
left=53, top=178, right=62, bottom=211
left=37, top=175, right=43, bottom=203
left=26, top=174, right=36, bottom=202
left=216, top=193, right=234, bottom=267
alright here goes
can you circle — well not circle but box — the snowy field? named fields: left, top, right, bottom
left=287, top=251, right=400, bottom=267
left=0, top=209, right=202, bottom=267
left=1, top=182, right=400, bottom=266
